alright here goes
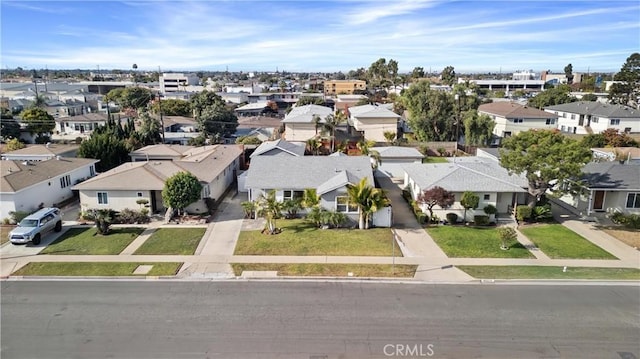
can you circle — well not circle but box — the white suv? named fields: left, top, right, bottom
left=9, top=208, right=63, bottom=245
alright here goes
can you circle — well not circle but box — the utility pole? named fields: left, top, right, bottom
left=157, top=92, right=165, bottom=143
left=454, top=93, right=460, bottom=162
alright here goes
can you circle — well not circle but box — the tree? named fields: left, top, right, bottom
left=441, top=66, right=456, bottom=86
left=601, top=128, right=638, bottom=147
left=497, top=226, right=517, bottom=250
left=580, top=93, right=598, bottom=102
left=460, top=191, right=479, bottom=223
left=106, top=87, right=154, bottom=112
left=302, top=188, right=320, bottom=209
left=162, top=172, right=203, bottom=216
left=256, top=190, right=283, bottom=234
left=500, top=130, right=592, bottom=207
left=235, top=136, right=262, bottom=145
left=609, top=53, right=640, bottom=107
left=416, top=186, right=455, bottom=221
left=528, top=84, right=576, bottom=109
left=197, top=105, right=238, bottom=140
left=151, top=98, right=192, bottom=116
left=322, top=114, right=344, bottom=152
left=388, top=59, right=399, bottom=88
left=306, top=138, right=322, bottom=155
left=137, top=111, right=162, bottom=145
left=346, top=178, right=388, bottom=229
left=463, top=111, right=495, bottom=146
left=401, top=81, right=456, bottom=141
left=91, top=209, right=116, bottom=235
left=77, top=133, right=131, bottom=172
left=411, top=67, right=425, bottom=79
left=1, top=109, right=21, bottom=140
left=564, top=63, right=574, bottom=85
left=5, top=138, right=25, bottom=151
left=356, top=139, right=381, bottom=168
left=296, top=96, right=324, bottom=106
left=20, top=107, right=55, bottom=136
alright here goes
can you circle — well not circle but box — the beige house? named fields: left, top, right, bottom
left=478, top=102, right=558, bottom=144
left=347, top=104, right=400, bottom=142
left=73, top=145, right=243, bottom=214
left=282, top=104, right=334, bottom=142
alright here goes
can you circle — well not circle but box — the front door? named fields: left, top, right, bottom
left=593, top=191, right=605, bottom=211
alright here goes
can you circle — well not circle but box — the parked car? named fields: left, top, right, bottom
left=9, top=208, right=63, bottom=245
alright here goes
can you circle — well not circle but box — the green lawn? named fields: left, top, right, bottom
left=235, top=219, right=400, bottom=256
left=133, top=228, right=206, bottom=255
left=519, top=224, right=616, bottom=259
left=40, top=227, right=144, bottom=255
left=13, top=262, right=183, bottom=276
left=231, top=263, right=417, bottom=277
left=422, top=156, right=449, bottom=163
left=458, top=266, right=640, bottom=280
left=427, top=226, right=534, bottom=258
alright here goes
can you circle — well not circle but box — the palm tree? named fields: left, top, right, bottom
left=347, top=177, right=387, bottom=230
left=306, top=138, right=322, bottom=155
left=312, top=114, right=322, bottom=136
left=383, top=131, right=396, bottom=145
left=256, top=190, right=283, bottom=234
left=322, top=114, right=345, bottom=152
left=302, top=188, right=320, bottom=209
left=357, top=139, right=382, bottom=169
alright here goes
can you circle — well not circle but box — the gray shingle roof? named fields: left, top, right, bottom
left=581, top=162, right=640, bottom=190
left=403, top=157, right=528, bottom=193
left=348, top=104, right=400, bottom=118
left=1, top=157, right=99, bottom=193
left=545, top=101, right=640, bottom=118
left=250, top=139, right=305, bottom=158
left=281, top=104, right=333, bottom=124
left=371, top=146, right=423, bottom=158
left=245, top=156, right=373, bottom=191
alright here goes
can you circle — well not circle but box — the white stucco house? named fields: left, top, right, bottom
left=1, top=157, right=99, bottom=220
left=403, top=157, right=529, bottom=222
left=55, top=113, right=111, bottom=136
left=73, top=145, right=243, bottom=214
left=544, top=101, right=640, bottom=135
left=347, top=104, right=400, bottom=142
left=281, top=104, right=334, bottom=142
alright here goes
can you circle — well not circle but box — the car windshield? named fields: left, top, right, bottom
left=18, top=219, right=38, bottom=227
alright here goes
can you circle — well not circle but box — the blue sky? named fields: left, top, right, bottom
left=1, top=1, right=638, bottom=73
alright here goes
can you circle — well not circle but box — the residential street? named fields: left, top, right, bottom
left=2, top=281, right=639, bottom=359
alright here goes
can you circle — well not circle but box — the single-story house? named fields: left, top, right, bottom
left=403, top=157, right=529, bottom=221
left=244, top=155, right=390, bottom=226
left=347, top=104, right=400, bottom=142
left=74, top=145, right=243, bottom=214
left=129, top=144, right=196, bottom=162
left=557, top=162, right=640, bottom=216
left=1, top=144, right=79, bottom=161
left=55, top=113, right=109, bottom=136
left=0, top=157, right=99, bottom=220
left=370, top=146, right=424, bottom=178
left=281, top=104, right=334, bottom=142
left=478, top=102, right=559, bottom=144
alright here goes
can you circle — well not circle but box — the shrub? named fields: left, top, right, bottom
left=610, top=211, right=626, bottom=225
left=416, top=212, right=428, bottom=224
left=437, top=147, right=447, bottom=156
left=497, top=226, right=518, bottom=250
left=115, top=208, right=150, bottom=224
left=516, top=205, right=532, bottom=222
left=402, top=186, right=413, bottom=201
left=483, top=204, right=497, bottom=215
left=532, top=204, right=553, bottom=221
left=445, top=212, right=458, bottom=224
left=474, top=215, right=490, bottom=226
left=611, top=212, right=640, bottom=229
left=9, top=211, right=29, bottom=224
left=75, top=137, right=83, bottom=144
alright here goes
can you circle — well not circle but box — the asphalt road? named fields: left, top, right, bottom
left=1, top=281, right=639, bottom=359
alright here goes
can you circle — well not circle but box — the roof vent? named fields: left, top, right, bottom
left=153, top=162, right=162, bottom=165
left=22, top=161, right=31, bottom=166
left=56, top=155, right=61, bottom=160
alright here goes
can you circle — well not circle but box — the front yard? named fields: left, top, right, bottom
left=0, top=225, right=15, bottom=245
left=231, top=263, right=417, bottom=277
left=134, top=228, right=206, bottom=255
left=458, top=265, right=640, bottom=280
left=40, top=227, right=144, bottom=255
left=519, top=224, right=616, bottom=259
left=13, top=262, right=183, bottom=276
left=234, top=219, right=400, bottom=256
left=427, top=226, right=534, bottom=258
left=599, top=226, right=640, bottom=249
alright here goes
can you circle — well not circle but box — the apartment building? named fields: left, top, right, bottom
left=323, top=80, right=366, bottom=96
left=545, top=101, right=640, bottom=135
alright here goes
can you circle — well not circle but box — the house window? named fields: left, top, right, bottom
left=483, top=194, right=490, bottom=201
left=626, top=193, right=640, bottom=208
left=624, top=127, right=632, bottom=133
left=592, top=117, right=599, bottom=123
left=90, top=165, right=95, bottom=176
left=97, top=192, right=109, bottom=205
left=202, top=185, right=210, bottom=199
left=513, top=118, right=523, bottom=123
left=336, top=196, right=358, bottom=213
left=137, top=192, right=143, bottom=197
left=503, top=131, right=512, bottom=137
left=560, top=125, right=566, bottom=132
left=545, top=118, right=556, bottom=125
left=570, top=114, right=576, bottom=120
left=610, top=119, right=620, bottom=125
left=59, top=175, right=71, bottom=188
left=283, top=190, right=304, bottom=201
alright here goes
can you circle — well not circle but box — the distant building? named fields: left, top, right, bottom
left=160, top=73, right=200, bottom=93
left=457, top=78, right=544, bottom=95
left=323, top=80, right=366, bottom=96
left=544, top=101, right=640, bottom=135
